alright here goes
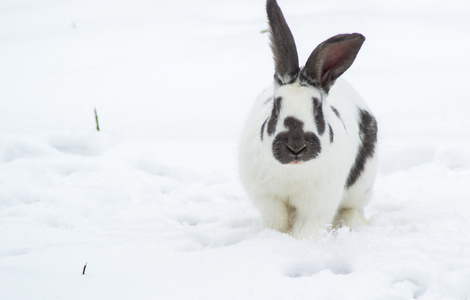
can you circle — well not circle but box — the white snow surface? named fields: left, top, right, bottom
left=1, top=0, right=470, bottom=299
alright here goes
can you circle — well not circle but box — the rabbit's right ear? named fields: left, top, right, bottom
left=267, top=0, right=299, bottom=84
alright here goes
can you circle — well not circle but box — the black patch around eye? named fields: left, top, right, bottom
left=260, top=118, right=268, bottom=141
left=346, top=109, right=378, bottom=188
left=329, top=124, right=334, bottom=143
left=267, top=97, right=282, bottom=136
left=312, top=97, right=325, bottom=135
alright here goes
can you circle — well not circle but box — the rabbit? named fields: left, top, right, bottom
left=239, top=0, right=378, bottom=239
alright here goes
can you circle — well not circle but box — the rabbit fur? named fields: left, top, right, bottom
left=238, top=0, right=378, bottom=239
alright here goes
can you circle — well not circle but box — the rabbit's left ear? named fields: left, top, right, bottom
left=267, top=0, right=299, bottom=84
left=304, top=33, right=365, bottom=92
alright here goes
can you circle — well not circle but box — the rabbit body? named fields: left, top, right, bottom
left=239, top=0, right=378, bottom=239
left=239, top=79, right=377, bottom=239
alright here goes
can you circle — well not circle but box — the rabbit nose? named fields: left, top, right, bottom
left=287, top=128, right=306, bottom=155
left=286, top=143, right=306, bottom=156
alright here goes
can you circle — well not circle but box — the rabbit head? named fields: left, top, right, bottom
left=264, top=0, right=365, bottom=165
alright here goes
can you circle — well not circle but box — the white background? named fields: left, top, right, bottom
left=1, top=0, right=470, bottom=299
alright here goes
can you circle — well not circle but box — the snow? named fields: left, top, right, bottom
left=1, top=0, right=470, bottom=299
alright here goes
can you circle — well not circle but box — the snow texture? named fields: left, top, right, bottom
left=1, top=0, right=470, bottom=299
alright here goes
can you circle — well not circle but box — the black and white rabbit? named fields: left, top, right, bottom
left=239, top=0, right=378, bottom=239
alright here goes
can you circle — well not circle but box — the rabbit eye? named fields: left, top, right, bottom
left=273, top=109, right=279, bottom=118
left=312, top=97, right=325, bottom=135
left=267, top=97, right=283, bottom=136
left=273, top=97, right=282, bottom=115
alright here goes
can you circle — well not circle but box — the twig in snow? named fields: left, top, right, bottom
left=82, top=263, right=87, bottom=275
left=94, top=107, right=100, bottom=132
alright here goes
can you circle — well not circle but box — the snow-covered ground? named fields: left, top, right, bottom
left=1, top=0, right=470, bottom=299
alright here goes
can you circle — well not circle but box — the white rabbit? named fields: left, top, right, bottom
left=239, top=0, right=378, bottom=239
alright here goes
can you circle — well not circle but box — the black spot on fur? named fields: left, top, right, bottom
left=331, top=106, right=340, bottom=118
left=284, top=116, right=303, bottom=130
left=260, top=118, right=268, bottom=141
left=346, top=109, right=378, bottom=188
left=312, top=97, right=325, bottom=135
left=299, top=70, right=317, bottom=87
left=272, top=116, right=321, bottom=164
left=329, top=124, right=334, bottom=143
left=267, top=97, right=282, bottom=136
left=331, top=106, right=346, bottom=130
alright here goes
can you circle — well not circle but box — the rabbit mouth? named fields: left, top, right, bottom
left=287, top=146, right=306, bottom=164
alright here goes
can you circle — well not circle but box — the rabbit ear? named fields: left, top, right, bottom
left=303, top=33, right=365, bottom=92
left=267, top=0, right=299, bottom=84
